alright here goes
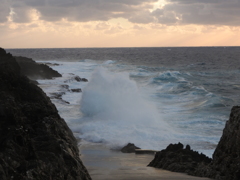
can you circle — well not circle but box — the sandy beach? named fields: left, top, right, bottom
left=79, top=143, right=213, bottom=180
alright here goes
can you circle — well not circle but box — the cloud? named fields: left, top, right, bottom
left=2, top=0, right=158, bottom=23
left=0, top=1, right=10, bottom=23
left=128, top=10, right=155, bottom=24
left=152, top=0, right=240, bottom=26
left=1, top=0, right=240, bottom=26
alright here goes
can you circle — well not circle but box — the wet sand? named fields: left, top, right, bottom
left=79, top=143, right=213, bottom=180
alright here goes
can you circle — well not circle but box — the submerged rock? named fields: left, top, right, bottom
left=71, top=88, right=82, bottom=93
left=0, top=48, right=91, bottom=180
left=64, top=75, right=88, bottom=83
left=43, top=62, right=60, bottom=66
left=121, top=143, right=141, bottom=153
left=81, top=78, right=88, bottom=82
left=15, top=56, right=62, bottom=80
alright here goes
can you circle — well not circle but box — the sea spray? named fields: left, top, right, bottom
left=9, top=48, right=238, bottom=157
left=79, top=67, right=176, bottom=149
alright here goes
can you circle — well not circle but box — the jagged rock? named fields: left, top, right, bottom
left=148, top=143, right=211, bottom=175
left=64, top=76, right=88, bottom=83
left=0, top=48, right=91, bottom=180
left=74, top=76, right=82, bottom=82
left=48, top=85, right=71, bottom=104
left=49, top=92, right=70, bottom=104
left=29, top=79, right=39, bottom=85
left=148, top=106, right=240, bottom=180
left=15, top=56, right=62, bottom=80
left=81, top=78, right=88, bottom=82
left=60, top=84, right=70, bottom=90
left=43, top=62, right=60, bottom=66
left=71, top=88, right=82, bottom=93
left=200, top=106, right=240, bottom=180
left=121, top=143, right=141, bottom=153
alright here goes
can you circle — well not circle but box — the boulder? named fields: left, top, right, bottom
left=81, top=78, right=88, bottom=82
left=0, top=48, right=91, bottom=180
left=121, top=143, right=141, bottom=153
left=71, top=88, right=82, bottom=93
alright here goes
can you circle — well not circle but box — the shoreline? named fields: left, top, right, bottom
left=79, top=143, right=213, bottom=180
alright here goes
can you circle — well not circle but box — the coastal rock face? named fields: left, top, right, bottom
left=15, top=56, right=62, bottom=80
left=0, top=48, right=91, bottom=180
left=207, top=106, right=240, bottom=180
left=148, top=143, right=211, bottom=175
left=148, top=106, right=240, bottom=180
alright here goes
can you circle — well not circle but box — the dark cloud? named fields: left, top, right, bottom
left=2, top=0, right=157, bottom=23
left=0, top=1, right=10, bottom=23
left=1, top=0, right=240, bottom=26
left=129, top=10, right=155, bottom=24
left=152, top=0, right=240, bottom=26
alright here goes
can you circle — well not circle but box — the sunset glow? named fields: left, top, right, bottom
left=1, top=0, right=240, bottom=48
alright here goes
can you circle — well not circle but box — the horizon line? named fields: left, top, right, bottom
left=5, top=46, right=240, bottom=49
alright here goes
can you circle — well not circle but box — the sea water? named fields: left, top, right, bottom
left=8, top=47, right=240, bottom=157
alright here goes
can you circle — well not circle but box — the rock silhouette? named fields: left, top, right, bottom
left=0, top=48, right=91, bottom=180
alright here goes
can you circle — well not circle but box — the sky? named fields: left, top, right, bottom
left=1, top=0, right=240, bottom=48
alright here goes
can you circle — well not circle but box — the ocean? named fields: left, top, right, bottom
left=7, top=47, right=240, bottom=157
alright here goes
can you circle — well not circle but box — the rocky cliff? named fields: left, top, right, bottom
left=205, top=106, right=240, bottom=180
left=149, top=106, right=240, bottom=180
left=0, top=48, right=91, bottom=180
left=14, top=56, right=62, bottom=80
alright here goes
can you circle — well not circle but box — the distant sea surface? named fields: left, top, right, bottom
left=7, top=47, right=240, bottom=157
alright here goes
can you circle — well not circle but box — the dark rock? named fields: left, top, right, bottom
left=43, top=62, right=60, bottom=66
left=64, top=76, right=88, bottom=83
left=29, top=79, right=39, bottom=85
left=121, top=143, right=141, bottom=153
left=0, top=48, right=6, bottom=55
left=15, top=56, right=62, bottom=80
left=81, top=78, right=88, bottom=82
left=60, top=84, right=70, bottom=90
left=200, top=106, right=240, bottom=180
left=148, top=106, right=240, bottom=180
left=0, top=48, right=91, bottom=180
left=74, top=76, right=82, bottom=82
left=148, top=143, right=211, bottom=175
left=71, top=89, right=82, bottom=93
left=48, top=85, right=71, bottom=104
left=50, top=92, right=65, bottom=99
left=49, top=92, right=70, bottom=104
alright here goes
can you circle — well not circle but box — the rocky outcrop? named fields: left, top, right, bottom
left=71, top=89, right=82, bottom=93
left=64, top=76, right=88, bottom=83
left=121, top=143, right=141, bottom=153
left=15, top=56, right=62, bottom=80
left=148, top=106, right=240, bottom=180
left=202, top=106, right=240, bottom=180
left=148, top=143, right=211, bottom=175
left=0, top=48, right=91, bottom=180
